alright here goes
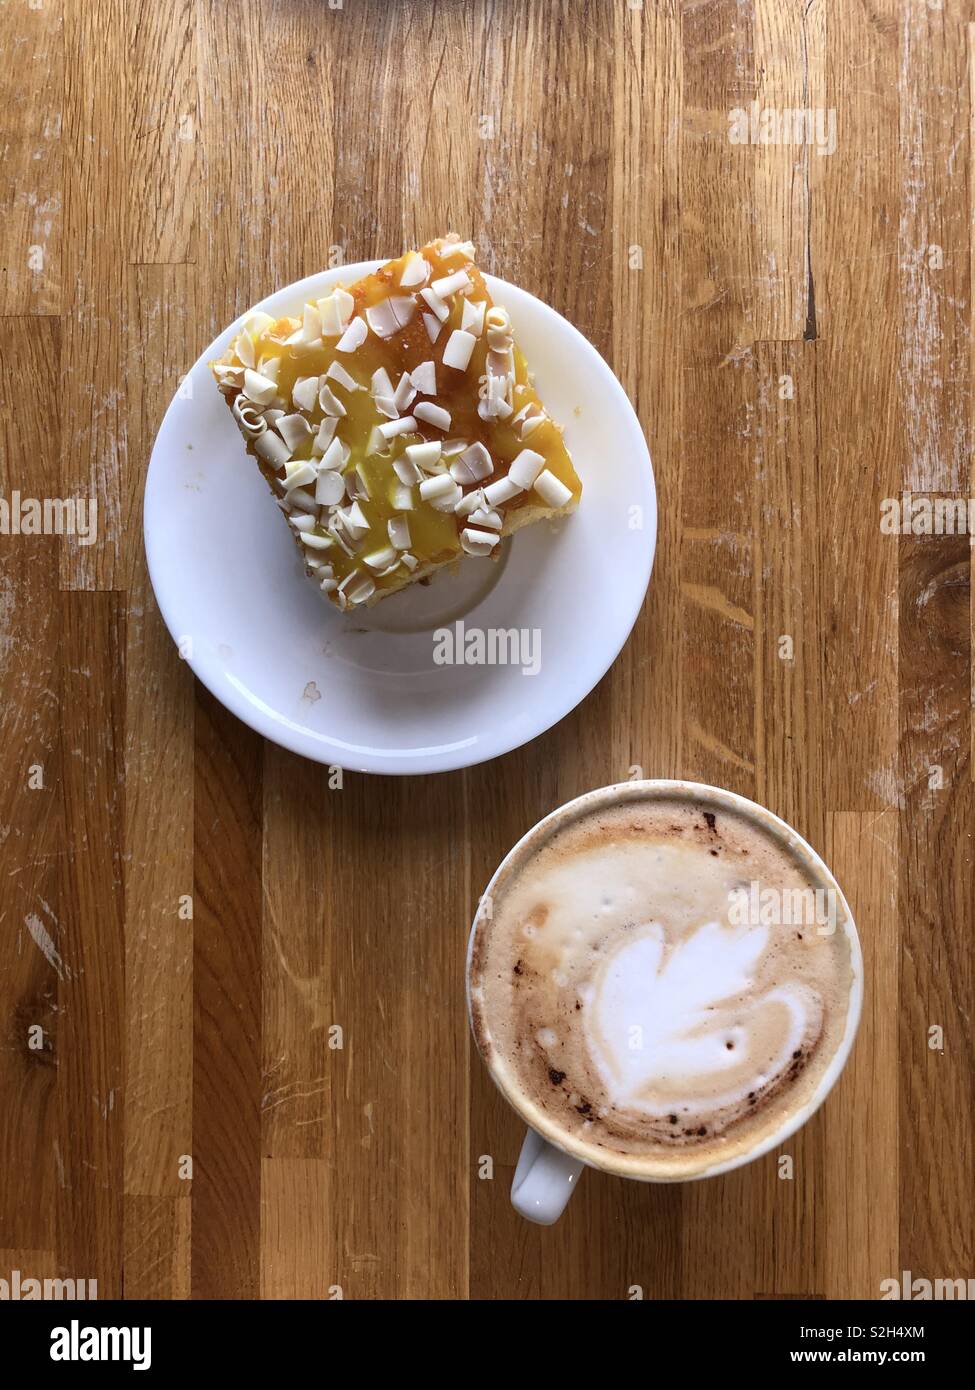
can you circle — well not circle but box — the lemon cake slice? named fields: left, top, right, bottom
left=211, top=235, right=581, bottom=610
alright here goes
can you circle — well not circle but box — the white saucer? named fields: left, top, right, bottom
left=143, top=263, right=656, bottom=774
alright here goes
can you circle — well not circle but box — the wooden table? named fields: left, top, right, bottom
left=1, top=0, right=972, bottom=1301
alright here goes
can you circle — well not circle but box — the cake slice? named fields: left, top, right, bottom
left=211, top=235, right=581, bottom=610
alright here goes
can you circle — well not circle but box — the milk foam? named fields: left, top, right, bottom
left=585, top=922, right=819, bottom=1116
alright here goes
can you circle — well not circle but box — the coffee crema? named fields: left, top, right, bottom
left=469, top=788, right=856, bottom=1176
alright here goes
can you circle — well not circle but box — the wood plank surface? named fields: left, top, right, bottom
left=0, top=0, right=972, bottom=1301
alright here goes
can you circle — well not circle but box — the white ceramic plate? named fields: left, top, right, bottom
left=144, top=263, right=656, bottom=774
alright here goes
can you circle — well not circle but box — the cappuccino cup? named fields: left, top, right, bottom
left=466, top=781, right=863, bottom=1223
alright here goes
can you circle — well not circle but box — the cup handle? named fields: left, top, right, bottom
left=510, top=1128, right=585, bottom=1225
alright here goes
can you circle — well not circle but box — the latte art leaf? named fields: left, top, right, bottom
left=585, top=921, right=822, bottom=1117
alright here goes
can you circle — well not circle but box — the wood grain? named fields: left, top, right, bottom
left=123, top=268, right=195, bottom=1219
left=128, top=0, right=198, bottom=265
left=818, top=0, right=899, bottom=813
left=60, top=0, right=129, bottom=590
left=0, top=319, right=63, bottom=1262
left=192, top=688, right=263, bottom=1299
left=57, top=591, right=126, bottom=1298
left=0, top=0, right=972, bottom=1301
left=898, top=531, right=973, bottom=1277
left=823, top=811, right=898, bottom=1298
left=0, top=0, right=63, bottom=316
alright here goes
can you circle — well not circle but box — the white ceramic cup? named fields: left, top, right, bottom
left=466, top=780, right=864, bottom=1225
